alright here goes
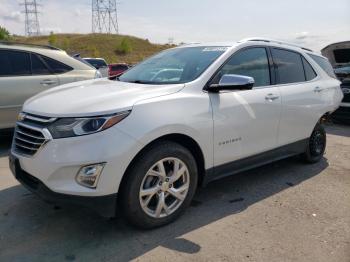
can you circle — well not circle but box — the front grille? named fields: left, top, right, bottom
left=14, top=124, right=47, bottom=156
left=13, top=113, right=55, bottom=157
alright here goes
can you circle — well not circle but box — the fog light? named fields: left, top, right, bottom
left=76, top=163, right=105, bottom=188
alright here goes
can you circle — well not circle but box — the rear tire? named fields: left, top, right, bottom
left=301, top=123, right=326, bottom=163
left=119, top=141, right=198, bottom=229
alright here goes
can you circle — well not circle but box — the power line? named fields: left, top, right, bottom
left=92, top=0, right=119, bottom=34
left=20, top=0, right=41, bottom=36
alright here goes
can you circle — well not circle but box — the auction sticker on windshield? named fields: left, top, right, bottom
left=202, top=47, right=229, bottom=52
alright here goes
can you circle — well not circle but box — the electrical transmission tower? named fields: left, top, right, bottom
left=92, top=0, right=119, bottom=34
left=21, top=0, right=41, bottom=36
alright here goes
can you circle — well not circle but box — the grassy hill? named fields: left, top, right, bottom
left=12, top=34, right=172, bottom=64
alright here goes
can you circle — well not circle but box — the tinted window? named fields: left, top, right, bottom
left=309, top=54, right=336, bottom=78
left=111, top=65, right=128, bottom=70
left=0, top=50, right=31, bottom=76
left=272, top=48, right=305, bottom=84
left=41, top=56, right=72, bottom=74
left=213, top=47, right=270, bottom=87
left=31, top=54, right=51, bottom=75
left=302, top=57, right=317, bottom=81
left=84, top=59, right=107, bottom=68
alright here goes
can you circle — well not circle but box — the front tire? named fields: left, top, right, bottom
left=301, top=123, right=326, bottom=163
left=119, top=141, right=198, bottom=229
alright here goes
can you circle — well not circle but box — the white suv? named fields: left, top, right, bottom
left=9, top=38, right=343, bottom=228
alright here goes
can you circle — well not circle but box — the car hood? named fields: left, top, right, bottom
left=23, top=79, right=184, bottom=117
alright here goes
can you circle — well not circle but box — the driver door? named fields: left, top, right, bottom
left=209, top=47, right=282, bottom=168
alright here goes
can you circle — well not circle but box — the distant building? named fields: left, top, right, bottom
left=321, top=41, right=350, bottom=68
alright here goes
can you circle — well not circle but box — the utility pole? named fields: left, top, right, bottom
left=20, top=0, right=41, bottom=36
left=92, top=0, right=119, bottom=34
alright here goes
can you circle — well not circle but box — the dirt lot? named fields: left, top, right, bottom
left=0, top=124, right=349, bottom=262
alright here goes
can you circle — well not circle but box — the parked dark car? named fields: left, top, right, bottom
left=322, top=41, right=350, bottom=124
left=332, top=65, right=350, bottom=123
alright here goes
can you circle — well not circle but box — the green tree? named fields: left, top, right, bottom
left=48, top=31, right=57, bottom=46
left=0, top=26, right=10, bottom=40
left=115, top=38, right=132, bottom=55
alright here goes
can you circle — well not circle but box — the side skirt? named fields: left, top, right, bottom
left=203, top=139, right=308, bottom=185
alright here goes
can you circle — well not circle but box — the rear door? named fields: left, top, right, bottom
left=39, top=55, right=75, bottom=85
left=210, top=47, right=282, bottom=168
left=271, top=48, right=322, bottom=146
left=0, top=50, right=59, bottom=129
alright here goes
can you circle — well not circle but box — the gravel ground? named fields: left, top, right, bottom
left=0, top=124, right=349, bottom=262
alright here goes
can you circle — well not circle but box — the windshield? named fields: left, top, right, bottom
left=84, top=59, right=107, bottom=68
left=119, top=46, right=228, bottom=84
left=73, top=56, right=95, bottom=69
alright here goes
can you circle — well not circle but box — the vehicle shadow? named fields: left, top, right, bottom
left=0, top=155, right=329, bottom=261
left=0, top=134, right=12, bottom=157
left=325, top=123, right=350, bottom=137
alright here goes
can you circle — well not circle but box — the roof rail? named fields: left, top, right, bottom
left=0, top=41, right=61, bottom=51
left=240, top=37, right=313, bottom=52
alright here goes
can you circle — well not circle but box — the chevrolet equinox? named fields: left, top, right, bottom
left=9, top=38, right=343, bottom=228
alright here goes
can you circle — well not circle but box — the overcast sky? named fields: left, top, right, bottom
left=1, top=0, right=349, bottom=51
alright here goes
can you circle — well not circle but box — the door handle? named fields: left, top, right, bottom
left=265, top=93, right=279, bottom=101
left=40, top=79, right=57, bottom=86
left=314, top=86, right=323, bottom=93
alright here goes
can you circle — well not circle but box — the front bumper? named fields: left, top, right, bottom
left=9, top=154, right=117, bottom=217
left=11, top=125, right=143, bottom=197
left=10, top=123, right=144, bottom=217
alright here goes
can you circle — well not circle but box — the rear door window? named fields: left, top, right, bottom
left=302, top=57, right=317, bottom=81
left=0, top=50, right=31, bottom=76
left=309, top=54, right=336, bottom=78
left=41, top=56, right=73, bottom=74
left=31, top=54, right=51, bottom=75
left=272, top=48, right=305, bottom=84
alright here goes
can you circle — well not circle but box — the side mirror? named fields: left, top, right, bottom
left=207, top=74, right=254, bottom=92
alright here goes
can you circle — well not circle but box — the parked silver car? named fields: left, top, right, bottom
left=83, top=58, right=109, bottom=77
left=0, top=42, right=100, bottom=130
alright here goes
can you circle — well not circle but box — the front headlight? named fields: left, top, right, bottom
left=48, top=111, right=130, bottom=139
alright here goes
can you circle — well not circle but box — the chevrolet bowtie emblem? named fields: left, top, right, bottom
left=17, top=112, right=26, bottom=121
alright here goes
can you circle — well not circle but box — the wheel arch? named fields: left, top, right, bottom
left=320, top=111, right=332, bottom=123
left=118, top=133, right=206, bottom=193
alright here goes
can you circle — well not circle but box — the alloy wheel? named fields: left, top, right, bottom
left=139, top=157, right=190, bottom=218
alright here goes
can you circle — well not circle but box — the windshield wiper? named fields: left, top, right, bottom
left=127, top=80, right=154, bottom=84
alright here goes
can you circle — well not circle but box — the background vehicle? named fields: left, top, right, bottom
left=322, top=41, right=350, bottom=124
left=0, top=42, right=99, bottom=130
left=10, top=38, right=342, bottom=228
left=108, top=63, right=130, bottom=79
left=83, top=58, right=109, bottom=77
